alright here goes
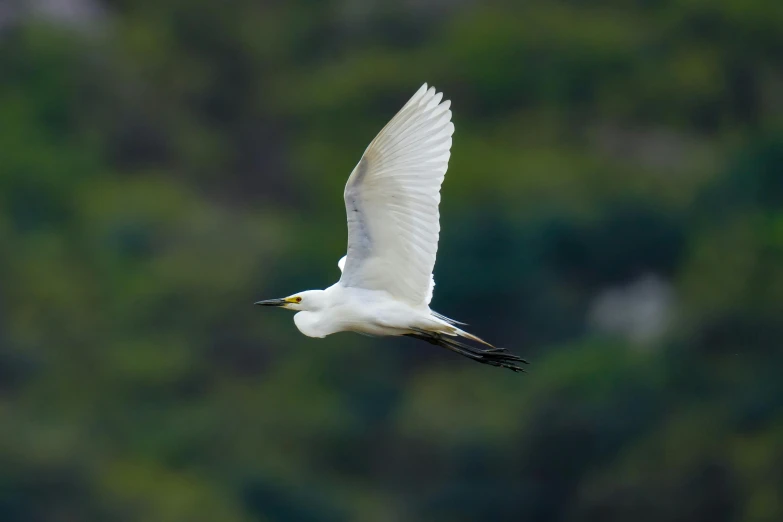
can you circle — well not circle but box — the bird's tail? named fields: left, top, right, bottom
left=406, top=327, right=528, bottom=373
left=431, top=310, right=467, bottom=326
left=453, top=327, right=496, bottom=348
left=428, top=311, right=494, bottom=345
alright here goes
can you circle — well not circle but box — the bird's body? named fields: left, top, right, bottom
left=257, top=84, right=527, bottom=372
left=289, top=285, right=447, bottom=339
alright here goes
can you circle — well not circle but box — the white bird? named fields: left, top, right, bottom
left=256, top=84, right=527, bottom=372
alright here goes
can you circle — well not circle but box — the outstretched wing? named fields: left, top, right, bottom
left=338, top=254, right=435, bottom=302
left=339, top=84, right=453, bottom=306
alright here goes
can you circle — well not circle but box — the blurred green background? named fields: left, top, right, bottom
left=2, top=1, right=783, bottom=521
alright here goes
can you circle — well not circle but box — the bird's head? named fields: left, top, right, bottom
left=255, top=289, right=326, bottom=312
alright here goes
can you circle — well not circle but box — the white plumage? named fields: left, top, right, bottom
left=256, top=84, right=526, bottom=372
left=341, top=83, right=450, bottom=306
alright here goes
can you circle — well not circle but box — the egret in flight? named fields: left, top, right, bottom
left=256, top=84, right=527, bottom=372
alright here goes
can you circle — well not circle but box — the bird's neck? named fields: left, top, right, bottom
left=293, top=310, right=333, bottom=338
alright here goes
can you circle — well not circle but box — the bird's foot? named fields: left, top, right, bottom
left=406, top=328, right=529, bottom=373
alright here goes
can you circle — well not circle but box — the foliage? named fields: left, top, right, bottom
left=1, top=1, right=782, bottom=521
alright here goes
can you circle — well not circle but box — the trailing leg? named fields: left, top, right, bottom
left=405, top=328, right=529, bottom=373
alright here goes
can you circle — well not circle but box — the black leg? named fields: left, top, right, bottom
left=405, top=329, right=529, bottom=373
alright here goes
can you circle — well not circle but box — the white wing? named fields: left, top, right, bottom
left=338, top=254, right=435, bottom=302
left=339, top=84, right=453, bottom=306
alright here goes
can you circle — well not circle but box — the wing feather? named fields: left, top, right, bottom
left=338, top=84, right=453, bottom=306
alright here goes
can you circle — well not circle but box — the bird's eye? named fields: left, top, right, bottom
left=295, top=297, right=302, bottom=303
